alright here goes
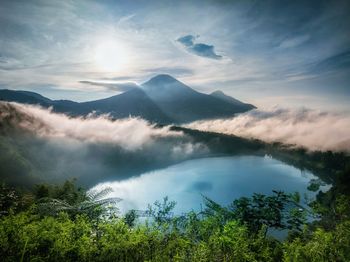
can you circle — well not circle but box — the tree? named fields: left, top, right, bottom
left=37, top=183, right=121, bottom=220
left=147, top=196, right=176, bottom=226
left=123, top=209, right=138, bottom=227
left=0, top=182, right=31, bottom=216
left=203, top=191, right=307, bottom=234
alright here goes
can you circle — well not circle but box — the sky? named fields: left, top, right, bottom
left=0, top=0, right=349, bottom=110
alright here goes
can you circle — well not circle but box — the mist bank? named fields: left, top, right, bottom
left=0, top=102, right=183, bottom=151
left=185, top=107, right=350, bottom=152
left=1, top=102, right=348, bottom=188
left=0, top=102, right=208, bottom=186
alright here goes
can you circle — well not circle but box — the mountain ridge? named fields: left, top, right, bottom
left=141, top=74, right=255, bottom=122
left=210, top=90, right=256, bottom=108
left=0, top=74, right=255, bottom=124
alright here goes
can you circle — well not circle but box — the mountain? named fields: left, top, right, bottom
left=141, top=74, right=255, bottom=122
left=0, top=88, right=172, bottom=123
left=78, top=88, right=172, bottom=123
left=0, top=74, right=255, bottom=124
left=210, top=90, right=256, bottom=109
left=0, top=89, right=52, bottom=107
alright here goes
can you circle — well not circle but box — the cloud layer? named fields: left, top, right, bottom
left=185, top=107, right=350, bottom=152
left=0, top=102, right=192, bottom=152
left=0, top=102, right=209, bottom=186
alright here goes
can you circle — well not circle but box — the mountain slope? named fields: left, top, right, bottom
left=0, top=89, right=173, bottom=123
left=210, top=90, right=256, bottom=109
left=0, top=89, right=52, bottom=106
left=79, top=88, right=172, bottom=123
left=142, top=74, right=255, bottom=123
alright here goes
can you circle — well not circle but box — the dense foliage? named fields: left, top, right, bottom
left=0, top=169, right=349, bottom=262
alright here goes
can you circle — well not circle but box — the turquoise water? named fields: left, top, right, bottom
left=92, top=156, right=329, bottom=214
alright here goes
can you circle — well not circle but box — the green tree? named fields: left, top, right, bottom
left=147, top=196, right=176, bottom=226
left=37, top=183, right=121, bottom=220
left=203, top=191, right=307, bottom=235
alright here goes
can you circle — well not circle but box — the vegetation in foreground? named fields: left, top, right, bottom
left=0, top=161, right=349, bottom=262
left=1, top=131, right=350, bottom=261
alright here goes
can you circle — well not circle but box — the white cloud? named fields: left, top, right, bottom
left=185, top=107, right=350, bottom=152
left=2, top=102, right=182, bottom=151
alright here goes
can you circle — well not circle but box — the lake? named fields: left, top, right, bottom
left=91, top=155, right=329, bottom=214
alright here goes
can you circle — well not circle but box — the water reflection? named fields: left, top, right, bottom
left=91, top=156, right=329, bottom=214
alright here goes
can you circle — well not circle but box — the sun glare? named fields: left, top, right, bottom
left=94, top=39, right=128, bottom=72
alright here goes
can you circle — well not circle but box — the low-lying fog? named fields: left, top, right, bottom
left=186, top=107, right=350, bottom=152
left=0, top=102, right=348, bottom=189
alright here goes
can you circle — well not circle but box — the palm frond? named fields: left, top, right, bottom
left=87, top=187, right=114, bottom=201
left=37, top=187, right=122, bottom=219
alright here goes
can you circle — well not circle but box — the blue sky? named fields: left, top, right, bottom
left=0, top=0, right=349, bottom=110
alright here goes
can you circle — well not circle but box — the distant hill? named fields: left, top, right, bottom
left=0, top=74, right=255, bottom=123
left=0, top=89, right=52, bottom=107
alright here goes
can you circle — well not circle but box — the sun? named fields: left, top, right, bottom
left=94, top=39, right=128, bottom=72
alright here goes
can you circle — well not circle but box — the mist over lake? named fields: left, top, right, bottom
left=91, top=156, right=329, bottom=214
